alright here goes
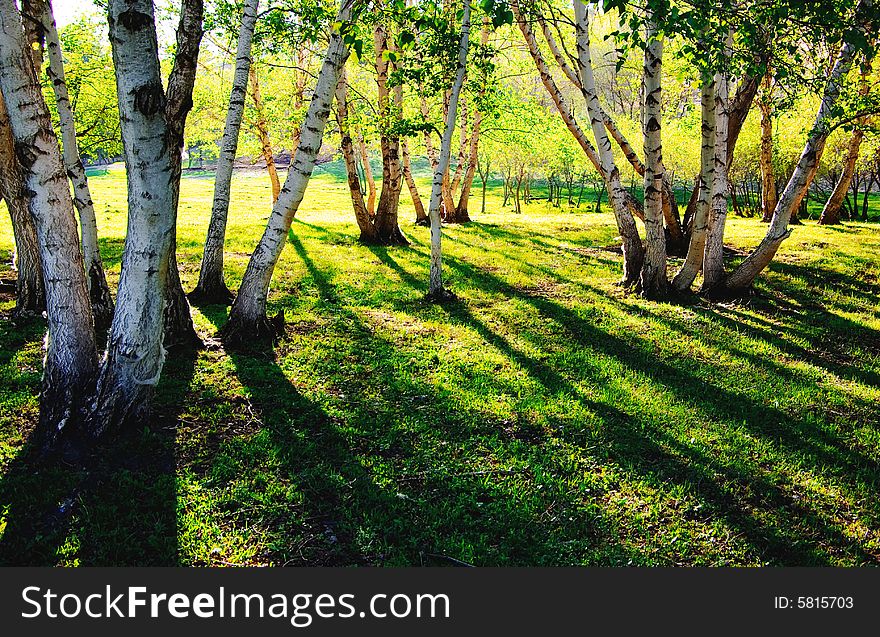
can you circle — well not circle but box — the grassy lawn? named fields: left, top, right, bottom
left=0, top=160, right=879, bottom=566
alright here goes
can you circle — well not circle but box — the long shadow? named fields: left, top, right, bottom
left=363, top=244, right=880, bottom=564
left=0, top=346, right=198, bottom=566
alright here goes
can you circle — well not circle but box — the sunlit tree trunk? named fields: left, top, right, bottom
left=190, top=0, right=258, bottom=305
left=0, top=93, right=44, bottom=317
left=672, top=76, right=714, bottom=292
left=819, top=56, right=871, bottom=225
left=336, top=65, right=381, bottom=244
left=701, top=46, right=731, bottom=293
left=724, top=23, right=864, bottom=293
left=427, top=0, right=470, bottom=299
left=638, top=15, right=667, bottom=297
left=41, top=0, right=113, bottom=331
left=92, top=0, right=188, bottom=432
left=402, top=138, right=427, bottom=224
left=373, top=15, right=407, bottom=244
left=249, top=64, right=281, bottom=203
left=358, top=136, right=377, bottom=217
left=222, top=0, right=352, bottom=344
left=758, top=74, right=777, bottom=222
left=0, top=0, right=98, bottom=448
left=571, top=0, right=644, bottom=285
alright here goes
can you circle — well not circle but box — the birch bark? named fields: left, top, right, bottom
left=190, top=0, right=259, bottom=305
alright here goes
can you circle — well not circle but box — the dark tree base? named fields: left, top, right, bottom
left=189, top=281, right=236, bottom=307
left=220, top=310, right=285, bottom=350
left=425, top=288, right=457, bottom=303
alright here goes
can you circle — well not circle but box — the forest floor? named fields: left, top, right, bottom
left=1, top=161, right=879, bottom=566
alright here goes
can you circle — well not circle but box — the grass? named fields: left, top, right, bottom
left=0, top=159, right=879, bottom=566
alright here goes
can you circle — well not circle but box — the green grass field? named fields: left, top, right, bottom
left=1, top=160, right=879, bottom=566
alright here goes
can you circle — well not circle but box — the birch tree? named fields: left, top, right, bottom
left=221, top=0, right=354, bottom=344
left=190, top=0, right=259, bottom=306
left=571, top=0, right=644, bottom=285
left=41, top=0, right=114, bottom=331
left=672, top=75, right=714, bottom=292
left=0, top=92, right=43, bottom=317
left=426, top=0, right=470, bottom=300
left=723, top=26, right=868, bottom=293
left=700, top=33, right=732, bottom=293
left=0, top=0, right=98, bottom=447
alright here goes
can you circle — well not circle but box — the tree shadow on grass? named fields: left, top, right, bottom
left=364, top=243, right=879, bottom=564
left=0, top=346, right=198, bottom=566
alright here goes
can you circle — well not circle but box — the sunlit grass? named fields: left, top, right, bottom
left=0, top=160, right=878, bottom=566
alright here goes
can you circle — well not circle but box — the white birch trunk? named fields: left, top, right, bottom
left=724, top=32, right=863, bottom=292
left=41, top=0, right=114, bottom=330
left=426, top=0, right=470, bottom=299
left=638, top=17, right=667, bottom=296
left=572, top=0, right=644, bottom=285
left=191, top=0, right=259, bottom=305
left=672, top=76, right=715, bottom=291
left=222, top=0, right=353, bottom=343
left=92, top=0, right=179, bottom=432
left=0, top=0, right=97, bottom=446
left=700, top=34, right=732, bottom=293
left=0, top=91, right=44, bottom=316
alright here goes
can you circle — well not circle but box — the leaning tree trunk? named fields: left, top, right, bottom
left=426, top=0, right=470, bottom=300
left=0, top=0, right=98, bottom=448
left=91, top=0, right=186, bottom=433
left=537, top=11, right=683, bottom=250
left=336, top=65, right=382, bottom=244
left=572, top=0, right=644, bottom=285
left=249, top=64, right=281, bottom=203
left=700, top=56, right=731, bottom=293
left=402, top=138, right=427, bottom=224
left=0, top=92, right=44, bottom=317
left=637, top=15, right=667, bottom=297
left=190, top=0, right=259, bottom=306
left=41, top=0, right=113, bottom=331
left=672, top=76, right=715, bottom=292
left=819, top=56, right=871, bottom=225
left=372, top=17, right=407, bottom=245
left=221, top=0, right=353, bottom=345
left=723, top=29, right=864, bottom=294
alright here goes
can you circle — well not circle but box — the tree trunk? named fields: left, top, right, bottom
left=637, top=15, right=667, bottom=297
left=427, top=0, right=470, bottom=300
left=249, top=64, right=281, bottom=203
left=537, top=9, right=682, bottom=249
left=402, top=138, right=427, bottom=224
left=336, top=65, right=382, bottom=244
left=819, top=56, right=871, bottom=225
left=358, top=136, right=377, bottom=217
left=91, top=0, right=187, bottom=433
left=758, top=75, right=777, bottom=222
left=190, top=0, right=258, bottom=306
left=0, top=0, right=98, bottom=448
left=571, top=0, right=644, bottom=285
left=701, top=40, right=732, bottom=293
left=41, top=0, right=113, bottom=332
left=222, top=0, right=352, bottom=344
left=162, top=0, right=203, bottom=348
left=0, top=92, right=44, bottom=317
left=724, top=27, right=864, bottom=294
left=372, top=17, right=407, bottom=245
left=672, top=77, right=714, bottom=292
